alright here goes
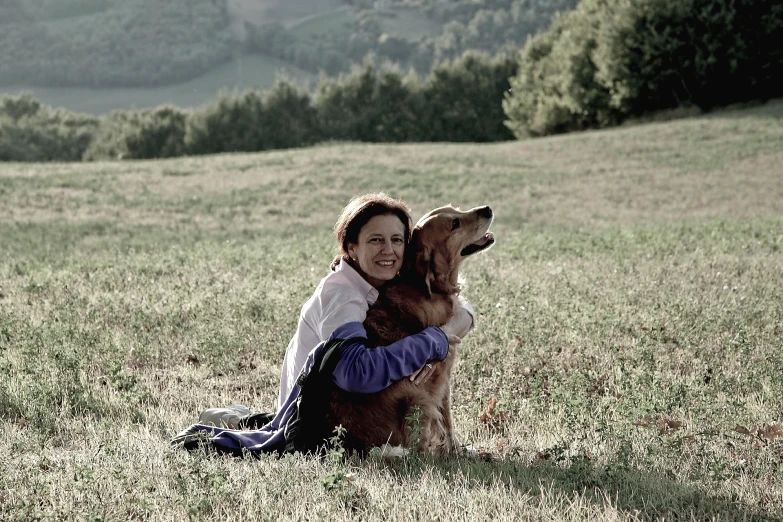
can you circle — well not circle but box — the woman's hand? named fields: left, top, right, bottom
left=410, top=341, right=458, bottom=385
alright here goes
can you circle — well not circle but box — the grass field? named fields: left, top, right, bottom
left=1, top=101, right=782, bottom=520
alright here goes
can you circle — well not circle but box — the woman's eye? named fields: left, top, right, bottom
left=393, top=238, right=404, bottom=243
left=451, top=218, right=460, bottom=231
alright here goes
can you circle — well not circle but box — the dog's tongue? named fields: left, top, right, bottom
left=472, top=232, right=494, bottom=247
left=461, top=231, right=495, bottom=256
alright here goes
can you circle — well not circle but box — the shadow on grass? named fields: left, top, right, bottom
left=367, top=452, right=777, bottom=522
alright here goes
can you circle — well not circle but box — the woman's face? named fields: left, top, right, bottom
left=347, top=214, right=406, bottom=288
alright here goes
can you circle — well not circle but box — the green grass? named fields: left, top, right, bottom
left=1, top=54, right=315, bottom=115
left=1, top=100, right=783, bottom=520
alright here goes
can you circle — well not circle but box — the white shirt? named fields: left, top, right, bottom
left=276, top=258, right=476, bottom=410
left=277, top=258, right=378, bottom=409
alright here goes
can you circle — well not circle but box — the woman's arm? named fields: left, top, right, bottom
left=450, top=299, right=475, bottom=338
left=331, top=323, right=449, bottom=394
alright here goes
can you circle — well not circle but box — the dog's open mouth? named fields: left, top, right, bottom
left=461, top=232, right=495, bottom=256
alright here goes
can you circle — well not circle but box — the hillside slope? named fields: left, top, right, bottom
left=1, top=101, right=782, bottom=521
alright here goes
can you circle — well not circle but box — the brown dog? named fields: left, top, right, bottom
left=326, top=205, right=495, bottom=455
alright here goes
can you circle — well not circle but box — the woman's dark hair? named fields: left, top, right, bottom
left=330, top=193, right=413, bottom=271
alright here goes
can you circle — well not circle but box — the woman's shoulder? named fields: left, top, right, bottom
left=318, top=268, right=368, bottom=305
left=299, top=269, right=370, bottom=332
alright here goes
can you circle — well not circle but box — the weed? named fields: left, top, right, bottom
left=405, top=405, right=424, bottom=451
left=322, top=425, right=351, bottom=491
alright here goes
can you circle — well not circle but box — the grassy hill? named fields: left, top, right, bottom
left=1, top=102, right=782, bottom=520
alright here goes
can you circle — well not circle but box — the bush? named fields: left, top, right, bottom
left=425, top=51, right=518, bottom=142
left=313, top=51, right=517, bottom=144
left=256, top=79, right=321, bottom=150
left=503, top=5, right=616, bottom=138
left=184, top=90, right=265, bottom=155
left=313, top=61, right=433, bottom=143
left=83, top=106, right=187, bottom=161
left=0, top=93, right=97, bottom=162
left=314, top=61, right=385, bottom=142
left=184, top=79, right=318, bottom=155
left=373, top=68, right=428, bottom=142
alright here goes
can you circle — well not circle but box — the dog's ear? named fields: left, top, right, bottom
left=430, top=246, right=459, bottom=295
left=405, top=227, right=435, bottom=297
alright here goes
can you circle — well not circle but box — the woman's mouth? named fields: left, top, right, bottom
left=376, top=260, right=396, bottom=267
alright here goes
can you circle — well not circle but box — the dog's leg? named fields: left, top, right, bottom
left=432, top=349, right=459, bottom=455
left=414, top=410, right=435, bottom=453
left=438, top=385, right=460, bottom=455
left=422, top=406, right=447, bottom=455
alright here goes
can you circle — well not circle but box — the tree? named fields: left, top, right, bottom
left=593, top=0, right=783, bottom=113
left=425, top=51, right=518, bottom=142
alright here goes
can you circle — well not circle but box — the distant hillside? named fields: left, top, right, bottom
left=0, top=0, right=577, bottom=114
left=225, top=0, right=346, bottom=39
left=2, top=56, right=315, bottom=116
left=1, top=0, right=235, bottom=88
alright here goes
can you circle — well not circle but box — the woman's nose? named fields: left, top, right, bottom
left=381, top=240, right=394, bottom=253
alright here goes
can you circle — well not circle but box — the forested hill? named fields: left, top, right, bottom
left=0, top=0, right=577, bottom=89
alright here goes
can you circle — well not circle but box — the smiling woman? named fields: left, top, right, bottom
left=276, top=192, right=473, bottom=409
left=347, top=214, right=406, bottom=288
left=181, top=193, right=475, bottom=455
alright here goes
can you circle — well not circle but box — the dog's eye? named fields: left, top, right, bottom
left=451, top=218, right=460, bottom=231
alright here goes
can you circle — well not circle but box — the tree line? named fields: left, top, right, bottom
left=0, top=53, right=516, bottom=162
left=1, top=0, right=780, bottom=162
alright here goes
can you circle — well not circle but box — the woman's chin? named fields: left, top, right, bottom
left=370, top=269, right=399, bottom=284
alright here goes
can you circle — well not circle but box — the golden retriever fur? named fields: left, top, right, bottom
left=326, top=205, right=495, bottom=455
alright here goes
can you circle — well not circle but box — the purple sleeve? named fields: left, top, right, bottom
left=332, top=326, right=449, bottom=394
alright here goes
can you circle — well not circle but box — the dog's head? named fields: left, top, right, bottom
left=404, top=205, right=495, bottom=296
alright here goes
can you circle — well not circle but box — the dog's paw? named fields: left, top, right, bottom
left=369, top=444, right=410, bottom=460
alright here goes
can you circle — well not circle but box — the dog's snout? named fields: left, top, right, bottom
left=479, top=206, right=493, bottom=219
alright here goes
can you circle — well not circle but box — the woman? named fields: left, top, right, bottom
left=174, top=193, right=473, bottom=454
left=279, top=192, right=474, bottom=406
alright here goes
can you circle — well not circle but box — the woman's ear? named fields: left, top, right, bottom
left=347, top=243, right=356, bottom=261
